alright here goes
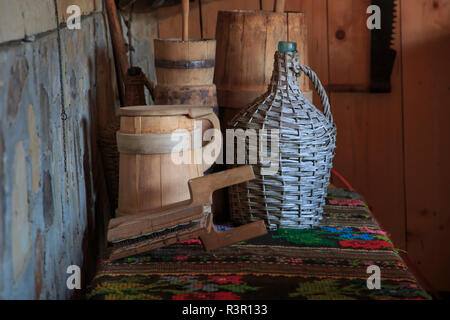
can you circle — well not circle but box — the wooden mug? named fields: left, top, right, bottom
left=116, top=105, right=221, bottom=217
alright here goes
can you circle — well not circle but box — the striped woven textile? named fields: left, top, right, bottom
left=87, top=188, right=431, bottom=300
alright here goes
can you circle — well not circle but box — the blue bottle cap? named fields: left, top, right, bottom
left=278, top=41, right=297, bottom=53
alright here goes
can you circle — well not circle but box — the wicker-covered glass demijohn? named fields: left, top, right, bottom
left=228, top=41, right=337, bottom=230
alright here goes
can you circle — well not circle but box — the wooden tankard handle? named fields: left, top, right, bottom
left=190, top=111, right=222, bottom=172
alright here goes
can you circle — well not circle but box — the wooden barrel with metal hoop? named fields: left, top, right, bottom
left=116, top=105, right=222, bottom=217
left=153, top=0, right=218, bottom=113
left=153, top=39, right=218, bottom=113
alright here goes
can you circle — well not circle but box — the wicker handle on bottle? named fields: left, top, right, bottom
left=299, top=65, right=333, bottom=125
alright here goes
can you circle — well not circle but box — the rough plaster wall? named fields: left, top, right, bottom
left=0, top=4, right=117, bottom=299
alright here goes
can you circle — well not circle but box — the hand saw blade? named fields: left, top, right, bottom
left=370, top=0, right=398, bottom=93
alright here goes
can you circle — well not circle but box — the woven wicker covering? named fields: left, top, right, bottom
left=228, top=50, right=336, bottom=230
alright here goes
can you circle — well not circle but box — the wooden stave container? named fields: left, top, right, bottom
left=154, top=39, right=218, bottom=109
left=116, top=105, right=220, bottom=217
left=214, top=10, right=312, bottom=126
left=154, top=38, right=216, bottom=86
left=152, top=39, right=226, bottom=218
left=153, top=38, right=219, bottom=133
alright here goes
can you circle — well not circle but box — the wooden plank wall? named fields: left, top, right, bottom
left=327, top=0, right=406, bottom=253
left=156, top=0, right=450, bottom=292
left=401, top=0, right=450, bottom=292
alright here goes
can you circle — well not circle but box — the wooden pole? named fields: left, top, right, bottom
left=182, top=0, right=189, bottom=41
left=105, top=0, right=130, bottom=105
left=274, top=0, right=285, bottom=13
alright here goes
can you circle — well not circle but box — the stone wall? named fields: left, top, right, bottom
left=0, top=0, right=116, bottom=299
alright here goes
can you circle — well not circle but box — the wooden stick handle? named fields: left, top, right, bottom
left=105, top=0, right=130, bottom=105
left=274, top=0, right=285, bottom=13
left=108, top=166, right=255, bottom=232
left=189, top=166, right=255, bottom=205
left=200, top=217, right=267, bottom=251
left=195, top=113, right=222, bottom=172
left=182, top=0, right=189, bottom=41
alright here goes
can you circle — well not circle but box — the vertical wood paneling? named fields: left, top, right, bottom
left=157, top=0, right=202, bottom=39
left=327, top=0, right=371, bottom=89
left=402, top=0, right=450, bottom=291
left=329, top=0, right=406, bottom=249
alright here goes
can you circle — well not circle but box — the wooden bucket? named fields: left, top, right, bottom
left=153, top=0, right=217, bottom=110
left=214, top=10, right=312, bottom=125
left=149, top=2, right=220, bottom=219
left=116, top=105, right=221, bottom=217
left=153, top=39, right=218, bottom=112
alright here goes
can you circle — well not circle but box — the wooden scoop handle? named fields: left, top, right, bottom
left=189, top=165, right=255, bottom=205
left=200, top=215, right=267, bottom=251
left=182, top=0, right=189, bottom=41
left=108, top=166, right=255, bottom=240
left=275, top=0, right=285, bottom=13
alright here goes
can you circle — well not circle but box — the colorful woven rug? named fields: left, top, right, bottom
left=87, top=189, right=431, bottom=300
